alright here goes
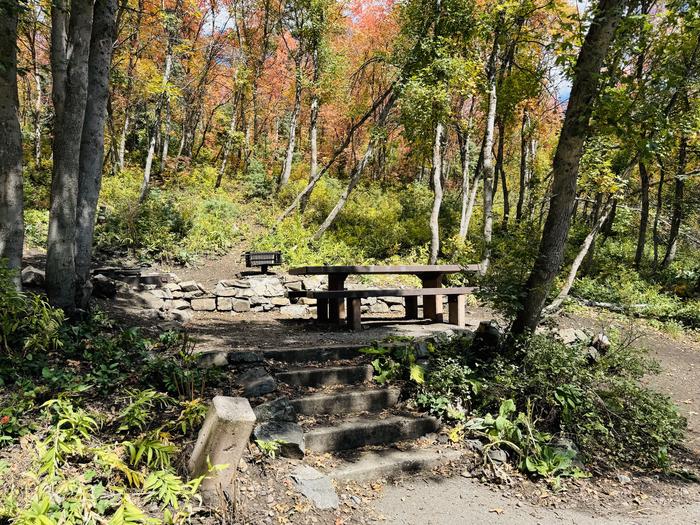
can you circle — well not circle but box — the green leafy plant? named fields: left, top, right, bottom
left=361, top=344, right=426, bottom=385
left=255, top=438, right=286, bottom=459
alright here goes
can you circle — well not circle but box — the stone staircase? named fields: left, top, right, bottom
left=244, top=343, right=462, bottom=482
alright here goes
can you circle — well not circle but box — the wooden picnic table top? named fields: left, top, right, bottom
left=288, top=264, right=473, bottom=276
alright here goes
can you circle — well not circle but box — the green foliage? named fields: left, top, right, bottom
left=416, top=356, right=481, bottom=420
left=255, top=439, right=286, bottom=459
left=24, top=209, right=50, bottom=248
left=360, top=343, right=426, bottom=386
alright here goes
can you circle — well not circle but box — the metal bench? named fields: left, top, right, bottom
left=295, top=287, right=475, bottom=330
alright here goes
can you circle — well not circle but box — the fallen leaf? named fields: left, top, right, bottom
left=489, top=508, right=504, bottom=514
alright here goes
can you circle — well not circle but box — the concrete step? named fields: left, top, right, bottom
left=329, top=448, right=463, bottom=482
left=276, top=364, right=373, bottom=388
left=263, top=344, right=366, bottom=363
left=304, top=415, right=440, bottom=453
left=290, top=388, right=401, bottom=415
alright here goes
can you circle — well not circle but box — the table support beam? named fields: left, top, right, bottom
left=421, top=275, right=443, bottom=322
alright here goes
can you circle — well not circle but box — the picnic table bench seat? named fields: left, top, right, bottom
left=290, top=287, right=475, bottom=330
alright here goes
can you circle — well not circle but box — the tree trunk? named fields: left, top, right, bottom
left=545, top=199, right=614, bottom=313
left=217, top=96, right=239, bottom=188
left=278, top=59, right=303, bottom=189
left=496, top=119, right=509, bottom=229
left=75, top=0, right=117, bottom=308
left=160, top=93, right=172, bottom=170
left=47, top=0, right=94, bottom=311
left=0, top=1, right=24, bottom=287
left=117, top=0, right=143, bottom=172
left=511, top=0, right=625, bottom=334
left=661, top=136, right=686, bottom=269
left=480, top=35, right=499, bottom=274
left=652, top=155, right=665, bottom=268
left=313, top=95, right=395, bottom=241
left=429, top=122, right=445, bottom=264
left=633, top=160, right=649, bottom=268
left=309, top=46, right=320, bottom=186
left=457, top=102, right=474, bottom=240
left=516, top=107, right=531, bottom=223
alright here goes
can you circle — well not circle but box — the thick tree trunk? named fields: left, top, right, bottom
left=480, top=36, right=499, bottom=274
left=545, top=199, right=614, bottom=313
left=634, top=160, right=650, bottom=268
left=75, top=0, right=117, bottom=309
left=0, top=2, right=24, bottom=286
left=511, top=0, right=625, bottom=334
left=279, top=60, right=303, bottom=189
left=429, top=122, right=445, bottom=265
left=313, top=95, right=395, bottom=241
left=47, top=0, right=94, bottom=311
left=661, top=136, right=686, bottom=269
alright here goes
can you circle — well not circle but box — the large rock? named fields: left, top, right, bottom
left=219, top=278, right=249, bottom=288
left=248, top=276, right=286, bottom=297
left=92, top=274, right=117, bottom=298
left=369, top=301, right=390, bottom=314
left=217, top=297, right=233, bottom=311
left=280, top=304, right=309, bottom=318
left=556, top=328, right=589, bottom=345
left=250, top=296, right=271, bottom=307
left=227, top=351, right=263, bottom=365
left=21, top=266, right=45, bottom=287
left=254, top=397, right=297, bottom=423
left=253, top=421, right=305, bottom=459
left=285, top=280, right=304, bottom=292
left=179, top=280, right=201, bottom=292
left=191, top=298, right=216, bottom=311
left=188, top=397, right=256, bottom=504
left=232, top=299, right=250, bottom=313
left=271, top=296, right=291, bottom=306
left=172, top=299, right=190, bottom=310
left=215, top=283, right=238, bottom=297
left=237, top=367, right=277, bottom=397
left=290, top=465, right=338, bottom=509
left=302, top=275, right=327, bottom=291
left=170, top=309, right=192, bottom=323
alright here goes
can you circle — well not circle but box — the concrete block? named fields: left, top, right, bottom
left=188, top=396, right=256, bottom=503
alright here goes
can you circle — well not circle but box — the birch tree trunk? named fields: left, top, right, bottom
left=496, top=120, right=509, bottom=229
left=544, top=199, right=614, bottom=314
left=75, top=0, right=117, bottom=308
left=512, top=0, right=625, bottom=334
left=47, top=0, right=94, bottom=311
left=429, top=122, right=445, bottom=265
left=457, top=130, right=472, bottom=240
left=480, top=36, right=499, bottom=274
left=0, top=1, right=24, bottom=287
left=652, top=155, right=665, bottom=268
left=278, top=58, right=303, bottom=189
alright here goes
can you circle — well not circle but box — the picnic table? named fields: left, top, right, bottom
left=289, top=264, right=479, bottom=327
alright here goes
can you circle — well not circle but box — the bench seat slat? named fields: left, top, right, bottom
left=301, top=287, right=475, bottom=299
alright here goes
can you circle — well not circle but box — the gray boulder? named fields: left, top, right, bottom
left=21, top=265, right=45, bottom=287
left=237, top=367, right=277, bottom=397
left=253, top=421, right=305, bottom=459
left=92, top=274, right=117, bottom=298
left=290, top=465, right=338, bottom=509
left=253, top=397, right=297, bottom=423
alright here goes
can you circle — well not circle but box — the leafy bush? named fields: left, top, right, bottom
left=24, top=209, right=50, bottom=248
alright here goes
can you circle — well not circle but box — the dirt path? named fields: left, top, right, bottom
left=374, top=476, right=700, bottom=525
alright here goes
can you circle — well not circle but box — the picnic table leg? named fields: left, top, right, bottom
left=328, top=274, right=347, bottom=323
left=421, top=275, right=443, bottom=322
left=317, top=298, right=329, bottom=322
left=448, top=295, right=465, bottom=327
left=405, top=296, right=418, bottom=319
left=347, top=297, right=362, bottom=331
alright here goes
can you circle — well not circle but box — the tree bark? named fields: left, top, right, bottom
left=278, top=57, right=303, bottom=189
left=309, top=46, right=320, bottom=187
left=511, top=0, right=625, bottom=334
left=429, top=122, right=445, bottom=264
left=0, top=0, right=24, bottom=287
left=633, top=159, right=649, bottom=268
left=75, top=0, right=117, bottom=308
left=661, top=136, right=686, bottom=269
left=47, top=0, right=94, bottom=311
left=496, top=119, right=509, bottom=229
left=480, top=35, right=499, bottom=274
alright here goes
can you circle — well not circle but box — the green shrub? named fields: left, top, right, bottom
left=24, top=209, right=49, bottom=249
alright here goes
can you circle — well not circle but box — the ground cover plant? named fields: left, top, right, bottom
left=0, top=268, right=226, bottom=523
left=365, top=331, right=688, bottom=487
